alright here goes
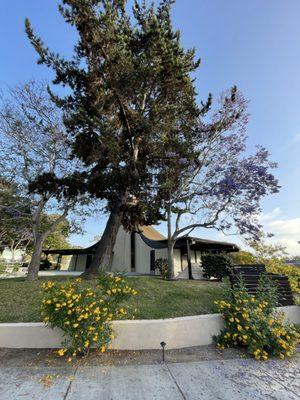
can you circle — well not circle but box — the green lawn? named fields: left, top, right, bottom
left=0, top=276, right=224, bottom=322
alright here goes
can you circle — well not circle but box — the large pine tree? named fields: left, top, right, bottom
left=25, top=0, right=200, bottom=276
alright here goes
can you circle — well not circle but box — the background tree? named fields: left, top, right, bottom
left=0, top=179, right=32, bottom=260
left=25, top=0, right=200, bottom=277
left=246, top=235, right=288, bottom=269
left=0, top=81, right=86, bottom=280
left=227, top=251, right=257, bottom=266
left=156, top=88, right=280, bottom=277
left=39, top=214, right=74, bottom=250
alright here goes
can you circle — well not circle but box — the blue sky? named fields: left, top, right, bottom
left=1, top=0, right=300, bottom=254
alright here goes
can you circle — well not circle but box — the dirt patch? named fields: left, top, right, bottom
left=0, top=345, right=248, bottom=368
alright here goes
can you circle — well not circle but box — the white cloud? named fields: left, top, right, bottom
left=259, top=207, right=281, bottom=222
left=259, top=208, right=300, bottom=256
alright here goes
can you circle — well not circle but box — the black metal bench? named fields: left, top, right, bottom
left=229, top=264, right=294, bottom=306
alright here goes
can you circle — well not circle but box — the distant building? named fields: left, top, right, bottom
left=0, top=247, right=25, bottom=262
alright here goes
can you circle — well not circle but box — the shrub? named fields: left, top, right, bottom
left=154, top=258, right=169, bottom=280
left=202, top=253, right=232, bottom=281
left=227, top=251, right=257, bottom=265
left=265, top=263, right=300, bottom=295
left=41, top=272, right=137, bottom=360
left=214, top=277, right=299, bottom=360
left=40, top=258, right=52, bottom=270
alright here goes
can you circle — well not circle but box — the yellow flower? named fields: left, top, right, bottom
left=84, top=340, right=90, bottom=348
left=55, top=303, right=61, bottom=308
left=106, top=290, right=111, bottom=295
left=237, top=325, right=243, bottom=331
left=73, top=323, right=79, bottom=328
left=100, top=345, right=106, bottom=353
left=57, top=348, right=66, bottom=357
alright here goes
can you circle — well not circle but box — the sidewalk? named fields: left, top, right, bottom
left=0, top=350, right=299, bottom=399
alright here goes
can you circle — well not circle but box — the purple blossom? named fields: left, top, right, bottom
left=178, top=157, right=188, bottom=165
left=165, top=151, right=177, bottom=158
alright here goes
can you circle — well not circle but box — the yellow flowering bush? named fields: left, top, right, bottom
left=215, top=277, right=299, bottom=360
left=265, top=263, right=300, bottom=295
left=41, top=271, right=137, bottom=360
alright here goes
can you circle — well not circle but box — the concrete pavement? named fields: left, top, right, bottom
left=0, top=357, right=299, bottom=400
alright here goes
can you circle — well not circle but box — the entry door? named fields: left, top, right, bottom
left=150, top=250, right=155, bottom=273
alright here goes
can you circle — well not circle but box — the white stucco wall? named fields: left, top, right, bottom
left=111, top=228, right=131, bottom=272
left=59, top=255, right=72, bottom=270
left=173, top=249, right=182, bottom=276
left=112, top=228, right=184, bottom=276
left=1, top=306, right=298, bottom=350
left=135, top=234, right=152, bottom=274
left=74, top=255, right=87, bottom=271
left=60, top=254, right=87, bottom=272
left=67, top=226, right=189, bottom=276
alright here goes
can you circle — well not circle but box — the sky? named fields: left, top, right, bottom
left=1, top=0, right=300, bottom=255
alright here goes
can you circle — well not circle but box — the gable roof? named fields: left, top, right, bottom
left=139, top=225, right=166, bottom=240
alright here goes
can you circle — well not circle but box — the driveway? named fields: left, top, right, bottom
left=1, top=356, right=299, bottom=399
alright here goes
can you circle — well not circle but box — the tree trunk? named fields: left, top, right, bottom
left=27, top=235, right=43, bottom=281
left=167, top=206, right=176, bottom=279
left=167, top=241, right=175, bottom=279
left=84, top=202, right=123, bottom=279
left=26, top=208, right=68, bottom=281
left=10, top=243, right=16, bottom=262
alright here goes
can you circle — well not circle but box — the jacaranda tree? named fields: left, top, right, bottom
left=156, top=87, right=280, bottom=277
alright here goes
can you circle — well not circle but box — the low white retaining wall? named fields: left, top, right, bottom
left=0, top=306, right=299, bottom=350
